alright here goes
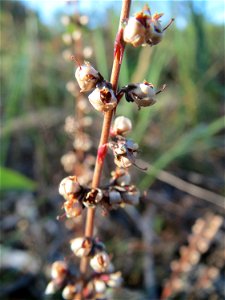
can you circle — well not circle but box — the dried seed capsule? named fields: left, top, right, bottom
left=62, top=282, right=82, bottom=300
left=148, top=14, right=174, bottom=46
left=45, top=280, right=58, bottom=295
left=93, top=279, right=107, bottom=293
left=88, top=82, right=117, bottom=112
left=120, top=81, right=166, bottom=110
left=51, top=261, right=68, bottom=280
left=61, top=151, right=77, bottom=173
left=83, top=188, right=103, bottom=208
left=75, top=61, right=103, bottom=92
left=107, top=271, right=123, bottom=288
left=123, top=7, right=151, bottom=47
left=111, top=169, right=131, bottom=186
left=59, top=176, right=82, bottom=200
left=109, top=139, right=138, bottom=169
left=90, top=251, right=110, bottom=273
left=123, top=17, right=147, bottom=47
left=109, top=190, right=122, bottom=206
left=112, top=116, right=132, bottom=136
left=114, top=155, right=133, bottom=169
left=62, top=284, right=75, bottom=300
left=121, top=186, right=140, bottom=205
left=63, top=200, right=82, bottom=218
left=70, top=237, right=93, bottom=257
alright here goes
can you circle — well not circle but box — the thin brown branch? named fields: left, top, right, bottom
left=153, top=165, right=225, bottom=209
left=80, top=0, right=131, bottom=275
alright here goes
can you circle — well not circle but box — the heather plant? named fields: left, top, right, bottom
left=1, top=1, right=225, bottom=300
left=45, top=1, right=174, bottom=299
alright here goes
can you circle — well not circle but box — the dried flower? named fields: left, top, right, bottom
left=73, top=133, right=92, bottom=151
left=120, top=81, right=166, bottom=110
left=90, top=251, right=110, bottom=273
left=61, top=151, right=77, bottom=173
left=62, top=284, right=75, bottom=299
left=77, top=98, right=90, bottom=112
left=62, top=282, right=82, bottom=300
left=112, top=116, right=132, bottom=136
left=70, top=237, right=93, bottom=257
left=72, top=30, right=82, bottom=41
left=93, top=279, right=107, bottom=293
left=59, top=176, right=82, bottom=200
left=79, top=15, right=89, bottom=25
left=75, top=61, right=103, bottom=92
left=62, top=49, right=72, bottom=61
left=123, top=7, right=151, bottom=47
left=64, top=116, right=77, bottom=135
left=66, top=81, right=77, bottom=96
left=111, top=169, right=131, bottom=186
left=61, top=15, right=70, bottom=26
left=62, top=33, right=72, bottom=45
left=45, top=280, right=58, bottom=295
left=83, top=46, right=93, bottom=59
left=83, top=188, right=103, bottom=208
left=121, top=185, right=140, bottom=205
left=123, top=5, right=174, bottom=47
left=88, top=82, right=117, bottom=112
left=107, top=271, right=123, bottom=288
left=109, top=190, right=122, bottom=206
left=51, top=261, right=68, bottom=280
left=148, top=13, right=174, bottom=46
left=63, top=200, right=83, bottom=218
left=109, top=139, right=139, bottom=169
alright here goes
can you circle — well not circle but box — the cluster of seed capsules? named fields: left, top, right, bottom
left=161, top=214, right=223, bottom=299
left=74, top=5, right=173, bottom=111
left=45, top=239, right=122, bottom=299
left=46, top=4, right=174, bottom=299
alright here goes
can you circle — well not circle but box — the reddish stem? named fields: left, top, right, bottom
left=79, top=0, right=131, bottom=276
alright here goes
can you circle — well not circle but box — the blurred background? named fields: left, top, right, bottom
left=1, top=0, right=224, bottom=299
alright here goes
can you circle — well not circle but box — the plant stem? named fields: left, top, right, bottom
left=80, top=0, right=131, bottom=275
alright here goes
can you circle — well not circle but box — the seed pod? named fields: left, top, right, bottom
left=111, top=169, right=131, bottom=186
left=90, top=251, right=110, bottom=273
left=51, top=261, right=68, bottom=280
left=107, top=271, right=123, bottom=288
left=121, top=186, right=140, bottom=205
left=120, top=81, right=166, bottom=110
left=148, top=13, right=164, bottom=45
left=83, top=188, right=103, bottom=208
left=114, top=155, right=133, bottom=169
left=123, top=6, right=152, bottom=47
left=75, top=61, right=103, bottom=92
left=88, top=82, right=117, bottom=112
left=123, top=17, right=147, bottom=47
left=109, top=139, right=138, bottom=169
left=45, top=280, right=58, bottom=295
left=70, top=237, right=93, bottom=257
left=93, top=279, right=107, bottom=293
left=59, top=176, right=82, bottom=200
left=148, top=14, right=174, bottom=46
left=109, top=190, right=122, bottom=206
left=62, top=282, right=82, bottom=300
left=62, top=284, right=75, bottom=300
left=63, top=200, right=82, bottom=218
left=113, top=116, right=132, bottom=136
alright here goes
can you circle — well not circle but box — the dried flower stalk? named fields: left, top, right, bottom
left=80, top=0, right=131, bottom=275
